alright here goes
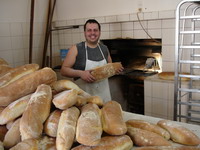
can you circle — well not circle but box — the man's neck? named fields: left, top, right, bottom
left=86, top=41, right=98, bottom=48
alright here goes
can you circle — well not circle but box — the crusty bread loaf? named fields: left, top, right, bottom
left=0, top=125, right=8, bottom=141
left=20, top=84, right=52, bottom=140
left=44, top=109, right=62, bottom=137
left=0, top=94, right=31, bottom=125
left=0, top=107, right=5, bottom=114
left=0, top=65, right=12, bottom=77
left=0, top=58, right=9, bottom=66
left=158, top=72, right=189, bottom=81
left=76, top=103, right=102, bottom=146
left=71, top=135, right=133, bottom=150
left=52, top=89, right=78, bottom=110
left=126, top=119, right=170, bottom=140
left=101, top=101, right=127, bottom=135
left=157, top=119, right=200, bottom=146
left=10, top=136, right=56, bottom=150
left=51, top=79, right=84, bottom=95
left=127, top=126, right=171, bottom=146
left=0, top=67, right=57, bottom=106
left=91, top=62, right=122, bottom=82
left=56, top=107, right=80, bottom=150
left=0, top=64, right=39, bottom=87
left=134, top=146, right=200, bottom=150
left=75, top=95, right=88, bottom=107
left=3, top=118, right=21, bottom=149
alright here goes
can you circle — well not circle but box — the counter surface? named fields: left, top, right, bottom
left=123, top=111, right=200, bottom=149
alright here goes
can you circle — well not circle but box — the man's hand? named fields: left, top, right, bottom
left=80, top=70, right=96, bottom=83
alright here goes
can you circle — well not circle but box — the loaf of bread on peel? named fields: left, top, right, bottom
left=90, top=62, right=122, bottom=82
left=76, top=103, right=102, bottom=146
left=0, top=63, right=39, bottom=87
left=0, top=58, right=9, bottom=66
left=157, top=119, right=200, bottom=146
left=71, top=135, right=133, bottom=150
left=0, top=67, right=57, bottom=106
left=10, top=136, right=56, bottom=150
left=52, top=89, right=78, bottom=110
left=56, top=107, right=80, bottom=150
left=134, top=146, right=200, bottom=150
left=44, top=109, right=62, bottom=137
left=158, top=72, right=189, bottom=81
left=0, top=94, right=31, bottom=125
left=51, top=79, right=84, bottom=95
left=127, top=126, right=171, bottom=146
left=3, top=118, right=21, bottom=149
left=102, top=100, right=127, bottom=135
left=20, top=84, right=52, bottom=140
left=126, top=119, right=170, bottom=140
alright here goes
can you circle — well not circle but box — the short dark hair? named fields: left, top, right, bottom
left=84, top=19, right=101, bottom=31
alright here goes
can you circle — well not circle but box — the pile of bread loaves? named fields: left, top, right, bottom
left=0, top=58, right=200, bottom=150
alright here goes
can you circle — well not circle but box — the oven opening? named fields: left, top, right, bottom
left=101, top=38, right=162, bottom=114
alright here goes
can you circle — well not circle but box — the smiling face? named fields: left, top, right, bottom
left=84, top=23, right=101, bottom=46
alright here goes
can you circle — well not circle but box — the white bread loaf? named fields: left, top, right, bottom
left=126, top=119, right=170, bottom=140
left=20, top=84, right=52, bottom=140
left=157, top=119, right=200, bottom=146
left=127, top=126, right=171, bottom=146
left=0, top=94, right=31, bottom=125
left=44, top=109, right=62, bottom=137
left=0, top=125, right=7, bottom=141
left=134, top=146, right=200, bottom=150
left=0, top=67, right=57, bottom=106
left=51, top=79, right=84, bottom=95
left=3, top=118, right=21, bottom=149
left=0, top=64, right=39, bottom=87
left=0, top=58, right=8, bottom=66
left=56, top=107, right=80, bottom=150
left=10, top=136, right=56, bottom=150
left=91, top=62, right=122, bottom=82
left=71, top=135, right=133, bottom=150
left=101, top=101, right=127, bottom=135
left=52, top=89, right=78, bottom=110
left=76, top=103, right=102, bottom=146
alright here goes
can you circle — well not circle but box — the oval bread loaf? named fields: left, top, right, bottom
left=101, top=100, right=127, bottom=135
left=0, top=67, right=57, bottom=106
left=126, top=119, right=170, bottom=140
left=20, top=84, right=52, bottom=140
left=157, top=120, right=200, bottom=146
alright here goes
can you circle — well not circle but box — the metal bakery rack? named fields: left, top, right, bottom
left=174, top=0, right=200, bottom=124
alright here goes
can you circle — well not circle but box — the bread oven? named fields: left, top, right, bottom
left=101, top=39, right=162, bottom=114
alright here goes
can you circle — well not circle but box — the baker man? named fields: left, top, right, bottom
left=61, top=19, right=123, bottom=102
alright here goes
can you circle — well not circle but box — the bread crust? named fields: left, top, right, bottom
left=126, top=119, right=170, bottom=140
left=158, top=72, right=189, bottom=81
left=3, top=118, right=21, bottom=149
left=91, top=62, right=122, bottom=82
left=56, top=107, right=80, bottom=150
left=20, top=84, right=52, bottom=140
left=71, top=135, right=133, bottom=150
left=76, top=103, right=102, bottom=146
left=53, top=89, right=78, bottom=110
left=127, top=126, right=171, bottom=146
left=44, top=109, right=62, bottom=137
left=0, top=67, right=57, bottom=106
left=134, top=146, right=200, bottom=150
left=157, top=120, right=200, bottom=146
left=0, top=94, right=31, bottom=125
left=0, top=63, right=39, bottom=87
left=102, top=101, right=127, bottom=135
